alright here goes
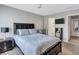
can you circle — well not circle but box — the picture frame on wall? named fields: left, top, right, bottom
left=73, top=20, right=79, bottom=32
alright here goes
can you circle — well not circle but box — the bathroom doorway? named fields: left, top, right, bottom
left=66, top=13, right=79, bottom=43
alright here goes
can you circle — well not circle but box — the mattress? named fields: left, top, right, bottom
left=14, top=33, right=60, bottom=55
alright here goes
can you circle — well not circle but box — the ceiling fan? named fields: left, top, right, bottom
left=38, top=4, right=42, bottom=8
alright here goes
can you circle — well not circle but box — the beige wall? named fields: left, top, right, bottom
left=0, top=5, right=44, bottom=39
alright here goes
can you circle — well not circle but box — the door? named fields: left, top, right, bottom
left=48, top=18, right=55, bottom=36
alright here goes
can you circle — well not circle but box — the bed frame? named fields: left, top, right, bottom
left=14, top=23, right=62, bottom=55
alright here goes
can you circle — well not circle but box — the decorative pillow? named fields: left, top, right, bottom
left=17, top=29, right=29, bottom=36
left=29, top=29, right=37, bottom=34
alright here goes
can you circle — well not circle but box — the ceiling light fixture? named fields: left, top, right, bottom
left=38, top=4, right=42, bottom=9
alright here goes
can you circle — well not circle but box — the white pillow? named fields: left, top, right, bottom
left=29, top=29, right=37, bottom=34
left=17, top=29, right=29, bottom=36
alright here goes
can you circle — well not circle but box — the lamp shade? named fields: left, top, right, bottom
left=1, top=27, right=9, bottom=33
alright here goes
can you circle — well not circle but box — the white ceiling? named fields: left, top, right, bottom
left=6, top=4, right=79, bottom=16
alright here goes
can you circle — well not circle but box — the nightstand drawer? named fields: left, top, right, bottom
left=0, top=39, right=15, bottom=54
left=0, top=42, right=5, bottom=53
left=5, top=40, right=13, bottom=50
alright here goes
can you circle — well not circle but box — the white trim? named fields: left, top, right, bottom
left=67, top=13, right=79, bottom=17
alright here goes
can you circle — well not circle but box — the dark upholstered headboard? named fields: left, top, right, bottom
left=14, top=23, right=34, bottom=34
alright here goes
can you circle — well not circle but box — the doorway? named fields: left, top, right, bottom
left=67, top=14, right=79, bottom=44
left=61, top=14, right=79, bottom=55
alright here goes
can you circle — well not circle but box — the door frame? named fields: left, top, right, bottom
left=66, top=13, right=79, bottom=42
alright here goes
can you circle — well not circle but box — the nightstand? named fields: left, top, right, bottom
left=0, top=38, right=15, bottom=54
left=37, top=29, right=46, bottom=34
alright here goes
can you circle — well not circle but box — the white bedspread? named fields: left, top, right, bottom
left=14, top=33, right=60, bottom=55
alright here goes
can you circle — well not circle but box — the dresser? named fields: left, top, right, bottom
left=0, top=38, right=15, bottom=54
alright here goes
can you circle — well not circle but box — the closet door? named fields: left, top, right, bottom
left=48, top=18, right=55, bottom=36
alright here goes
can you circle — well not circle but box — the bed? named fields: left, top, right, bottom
left=13, top=23, right=62, bottom=55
